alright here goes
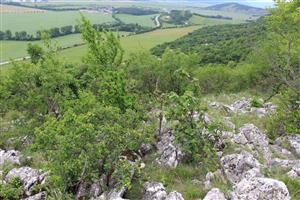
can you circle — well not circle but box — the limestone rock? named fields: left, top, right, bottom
left=23, top=192, right=46, bottom=200
left=142, top=182, right=167, bottom=200
left=155, top=130, right=183, bottom=169
left=287, top=163, right=300, bottom=178
left=234, top=124, right=272, bottom=164
left=271, top=158, right=300, bottom=170
left=5, top=167, right=47, bottom=196
left=166, top=191, right=184, bottom=200
left=203, top=188, right=227, bottom=200
left=142, top=182, right=184, bottom=200
left=204, top=169, right=225, bottom=190
left=0, top=149, right=21, bottom=166
left=221, top=152, right=262, bottom=184
left=231, top=178, right=290, bottom=200
left=230, top=98, right=251, bottom=113
left=287, top=135, right=300, bottom=157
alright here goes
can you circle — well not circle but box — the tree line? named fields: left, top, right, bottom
left=0, top=21, right=154, bottom=41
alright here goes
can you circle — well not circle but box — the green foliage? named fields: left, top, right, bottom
left=27, top=43, right=44, bottom=64
left=127, top=49, right=199, bottom=94
left=162, top=10, right=193, bottom=25
left=80, top=14, right=124, bottom=68
left=251, top=96, right=264, bottom=108
left=0, top=177, right=23, bottom=200
left=152, top=20, right=265, bottom=65
left=166, top=91, right=219, bottom=165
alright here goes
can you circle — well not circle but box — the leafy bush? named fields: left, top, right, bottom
left=0, top=177, right=23, bottom=200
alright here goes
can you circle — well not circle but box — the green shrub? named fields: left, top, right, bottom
left=251, top=97, right=264, bottom=108
left=0, top=177, right=23, bottom=200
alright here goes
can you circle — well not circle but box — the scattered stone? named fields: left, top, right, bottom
left=252, top=107, right=267, bottom=118
left=203, top=188, right=227, bottom=200
left=264, top=102, right=278, bottom=112
left=142, top=182, right=167, bottom=200
left=287, top=135, right=300, bottom=157
left=142, top=182, right=184, bottom=200
left=76, top=182, right=88, bottom=199
left=231, top=178, right=290, bottom=200
left=139, top=144, right=152, bottom=156
left=270, top=158, right=300, bottom=170
left=5, top=167, right=47, bottom=196
left=209, top=102, right=221, bottom=109
left=166, top=191, right=184, bottom=200
left=234, top=124, right=272, bottom=164
left=202, top=113, right=212, bottom=125
left=155, top=130, right=183, bottom=169
left=221, top=152, right=262, bottom=184
left=223, top=118, right=235, bottom=130
left=287, top=163, right=300, bottom=178
left=204, top=169, right=225, bottom=190
left=23, top=192, right=46, bottom=200
left=270, top=145, right=293, bottom=160
left=0, top=149, right=21, bottom=166
left=226, top=98, right=252, bottom=114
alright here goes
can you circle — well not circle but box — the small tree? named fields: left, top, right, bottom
left=166, top=91, right=219, bottom=167
left=27, top=43, right=44, bottom=64
left=80, top=14, right=124, bottom=68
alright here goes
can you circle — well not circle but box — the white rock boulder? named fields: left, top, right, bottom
left=203, top=188, right=227, bottom=200
left=221, top=152, right=262, bottom=184
left=231, top=177, right=290, bottom=200
left=5, top=167, right=47, bottom=196
left=0, top=149, right=21, bottom=166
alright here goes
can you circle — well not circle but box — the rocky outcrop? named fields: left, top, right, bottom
left=234, top=124, right=272, bottom=164
left=204, top=169, right=225, bottom=190
left=231, top=177, right=290, bottom=200
left=221, top=152, right=262, bottom=184
left=142, top=182, right=184, bottom=200
left=287, top=163, right=300, bottom=178
left=203, top=188, right=227, bottom=200
left=99, top=187, right=128, bottom=200
left=155, top=130, right=183, bottom=169
left=270, top=158, right=300, bottom=170
left=287, top=135, right=300, bottom=157
left=166, top=191, right=184, bottom=200
left=5, top=167, right=47, bottom=196
left=210, top=98, right=277, bottom=116
left=143, top=182, right=167, bottom=200
left=0, top=149, right=21, bottom=166
left=23, top=192, right=46, bottom=200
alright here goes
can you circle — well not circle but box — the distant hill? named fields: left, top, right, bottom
left=206, top=3, right=267, bottom=15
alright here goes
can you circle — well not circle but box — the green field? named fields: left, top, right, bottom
left=59, top=26, right=200, bottom=63
left=1, top=11, right=114, bottom=34
left=1, top=32, right=130, bottom=62
left=115, top=14, right=157, bottom=27
left=189, top=15, right=244, bottom=26
left=0, top=26, right=200, bottom=64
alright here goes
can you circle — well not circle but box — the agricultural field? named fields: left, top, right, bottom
left=115, top=14, right=157, bottom=27
left=1, top=11, right=114, bottom=34
left=1, top=32, right=130, bottom=63
left=0, top=4, right=46, bottom=13
left=188, top=15, right=243, bottom=26
left=0, top=26, right=199, bottom=64
left=58, top=25, right=201, bottom=63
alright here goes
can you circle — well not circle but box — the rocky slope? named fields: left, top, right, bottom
left=1, top=97, right=299, bottom=200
